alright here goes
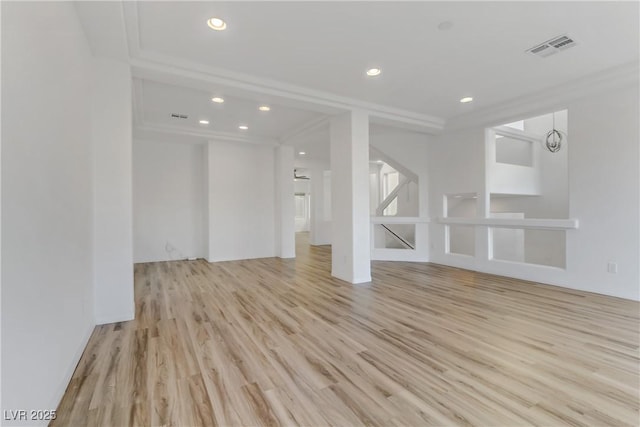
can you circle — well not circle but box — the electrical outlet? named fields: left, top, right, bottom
left=607, top=261, right=618, bottom=274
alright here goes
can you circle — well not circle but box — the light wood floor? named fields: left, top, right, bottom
left=54, top=233, right=640, bottom=426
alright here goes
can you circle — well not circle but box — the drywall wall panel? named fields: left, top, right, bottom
left=207, top=141, right=276, bottom=261
left=133, top=140, right=205, bottom=263
left=1, top=2, right=96, bottom=423
left=92, top=57, right=134, bottom=324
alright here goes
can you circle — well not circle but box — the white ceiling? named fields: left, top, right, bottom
left=139, top=80, right=322, bottom=140
left=293, top=127, right=330, bottom=164
left=76, top=1, right=639, bottom=156
left=291, top=123, right=431, bottom=165
left=135, top=1, right=639, bottom=119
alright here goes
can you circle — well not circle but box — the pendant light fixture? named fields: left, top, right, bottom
left=545, top=112, right=563, bottom=153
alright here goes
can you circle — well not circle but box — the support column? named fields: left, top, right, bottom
left=309, top=164, right=331, bottom=245
left=203, top=143, right=211, bottom=261
left=330, top=110, right=371, bottom=283
left=92, top=58, right=134, bottom=324
left=275, top=145, right=295, bottom=258
left=478, top=128, right=493, bottom=262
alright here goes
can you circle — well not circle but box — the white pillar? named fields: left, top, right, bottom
left=205, top=142, right=214, bottom=262
left=275, top=145, right=296, bottom=258
left=203, top=143, right=211, bottom=260
left=309, top=164, right=331, bottom=245
left=479, top=128, right=493, bottom=261
left=92, top=58, right=134, bottom=324
left=330, top=110, right=371, bottom=283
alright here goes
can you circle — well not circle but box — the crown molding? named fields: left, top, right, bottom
left=135, top=122, right=279, bottom=146
left=130, top=55, right=445, bottom=133
left=445, top=61, right=640, bottom=132
left=122, top=1, right=141, bottom=58
left=122, top=2, right=636, bottom=138
left=280, top=116, right=329, bottom=145
left=121, top=2, right=444, bottom=133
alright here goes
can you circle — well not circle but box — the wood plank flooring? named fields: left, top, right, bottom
left=54, top=233, right=640, bottom=426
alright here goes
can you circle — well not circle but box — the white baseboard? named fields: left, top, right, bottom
left=95, top=311, right=135, bottom=325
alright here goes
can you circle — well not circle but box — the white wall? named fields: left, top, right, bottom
left=429, top=128, right=487, bottom=213
left=296, top=159, right=331, bottom=245
left=447, top=198, right=477, bottom=256
left=1, top=2, right=96, bottom=423
left=490, top=112, right=569, bottom=217
left=294, top=179, right=310, bottom=194
left=133, top=140, right=205, bottom=263
left=429, top=83, right=640, bottom=300
left=207, top=140, right=276, bottom=261
left=487, top=111, right=569, bottom=267
left=491, top=212, right=525, bottom=262
left=294, top=179, right=311, bottom=233
left=203, top=143, right=211, bottom=260
left=464, top=110, right=570, bottom=268
left=92, top=58, right=134, bottom=324
left=523, top=111, right=569, bottom=217
left=274, top=145, right=295, bottom=258
left=495, top=137, right=533, bottom=166
left=566, top=85, right=639, bottom=300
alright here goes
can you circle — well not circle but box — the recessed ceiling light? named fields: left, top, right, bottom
left=258, top=105, right=271, bottom=112
left=207, top=17, right=227, bottom=31
left=211, top=97, right=224, bottom=103
left=460, top=97, right=474, bottom=103
left=199, top=120, right=209, bottom=125
left=366, top=68, right=382, bottom=77
left=238, top=125, right=249, bottom=130
left=299, top=151, right=306, bottom=155
left=376, top=160, right=384, bottom=164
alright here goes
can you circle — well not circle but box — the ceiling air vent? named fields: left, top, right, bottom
left=526, top=34, right=577, bottom=58
left=170, top=113, right=188, bottom=119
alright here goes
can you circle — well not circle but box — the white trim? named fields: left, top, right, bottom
left=136, top=122, right=279, bottom=146
left=120, top=2, right=638, bottom=139
left=371, top=248, right=428, bottom=262
left=121, top=2, right=444, bottom=133
left=446, top=61, right=640, bottom=131
left=122, top=1, right=141, bottom=58
left=443, top=252, right=476, bottom=260
left=487, top=257, right=566, bottom=272
left=207, top=254, right=277, bottom=263
left=280, top=116, right=329, bottom=144
left=429, top=256, right=569, bottom=287
left=120, top=3, right=638, bottom=138
left=371, top=216, right=430, bottom=224
left=493, top=125, right=543, bottom=143
left=130, top=56, right=445, bottom=132
left=351, top=275, right=373, bottom=284
left=437, top=217, right=578, bottom=230
left=95, top=311, right=135, bottom=326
